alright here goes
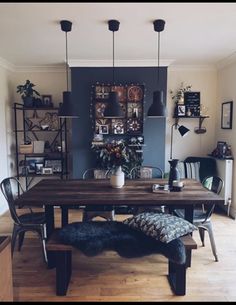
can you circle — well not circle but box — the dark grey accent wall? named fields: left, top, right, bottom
left=71, top=67, right=167, bottom=178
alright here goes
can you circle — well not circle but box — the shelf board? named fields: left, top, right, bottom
left=18, top=152, right=66, bottom=156
left=173, top=115, right=209, bottom=119
left=18, top=173, right=64, bottom=177
left=14, top=129, right=67, bottom=132
left=13, top=105, right=59, bottom=111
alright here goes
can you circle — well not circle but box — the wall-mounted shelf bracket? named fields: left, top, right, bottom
left=194, top=116, right=208, bottom=134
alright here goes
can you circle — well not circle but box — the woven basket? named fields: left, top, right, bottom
left=19, top=144, right=33, bottom=154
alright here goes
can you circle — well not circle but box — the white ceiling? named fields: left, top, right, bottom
left=1, top=2, right=236, bottom=67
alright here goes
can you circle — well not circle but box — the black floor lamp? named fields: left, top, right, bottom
left=170, top=123, right=190, bottom=160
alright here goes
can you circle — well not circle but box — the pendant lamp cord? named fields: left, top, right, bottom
left=157, top=31, right=160, bottom=86
left=65, top=31, right=69, bottom=91
left=112, top=31, right=115, bottom=85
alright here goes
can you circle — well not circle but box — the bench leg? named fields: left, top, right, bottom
left=56, top=250, right=72, bottom=296
left=47, top=251, right=56, bottom=269
left=186, top=249, right=192, bottom=268
left=168, top=260, right=186, bottom=296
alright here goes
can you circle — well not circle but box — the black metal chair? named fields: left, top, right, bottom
left=82, top=168, right=115, bottom=221
left=174, top=176, right=223, bottom=262
left=128, top=165, right=165, bottom=214
left=129, top=165, right=164, bottom=180
left=1, top=177, right=47, bottom=263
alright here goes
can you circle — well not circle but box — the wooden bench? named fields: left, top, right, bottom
left=46, top=229, right=197, bottom=296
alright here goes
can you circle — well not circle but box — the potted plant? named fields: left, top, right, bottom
left=16, top=80, right=41, bottom=107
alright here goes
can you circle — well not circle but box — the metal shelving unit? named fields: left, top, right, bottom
left=13, top=103, right=69, bottom=190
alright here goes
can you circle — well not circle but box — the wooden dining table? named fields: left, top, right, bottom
left=15, top=178, right=224, bottom=238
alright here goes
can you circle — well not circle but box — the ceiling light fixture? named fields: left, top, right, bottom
left=147, top=19, right=166, bottom=118
left=103, top=19, right=124, bottom=118
left=58, top=20, right=79, bottom=118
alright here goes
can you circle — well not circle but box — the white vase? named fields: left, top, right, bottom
left=110, top=166, right=125, bottom=188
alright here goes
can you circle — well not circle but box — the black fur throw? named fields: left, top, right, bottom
left=58, top=221, right=186, bottom=265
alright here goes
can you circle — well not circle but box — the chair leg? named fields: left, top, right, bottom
left=36, top=228, right=48, bottom=264
left=198, top=227, right=205, bottom=246
left=11, top=225, right=18, bottom=257
left=18, top=231, right=25, bottom=251
left=200, top=223, right=218, bottom=262
left=41, top=238, right=48, bottom=264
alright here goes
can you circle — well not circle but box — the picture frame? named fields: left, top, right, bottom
left=26, top=157, right=44, bottom=173
left=42, top=95, right=53, bottom=107
left=35, top=163, right=44, bottom=174
left=217, top=141, right=227, bottom=157
left=44, top=159, right=62, bottom=173
left=99, top=124, right=109, bottom=134
left=177, top=105, right=186, bottom=116
left=221, top=101, right=233, bottom=129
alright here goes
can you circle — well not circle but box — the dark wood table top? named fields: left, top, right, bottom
left=15, top=178, right=224, bottom=207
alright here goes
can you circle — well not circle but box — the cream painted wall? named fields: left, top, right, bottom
left=165, top=67, right=217, bottom=172
left=13, top=70, right=66, bottom=106
left=0, top=65, right=13, bottom=214
left=216, top=63, right=236, bottom=218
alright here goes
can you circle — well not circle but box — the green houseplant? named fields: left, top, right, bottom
left=16, top=80, right=41, bottom=107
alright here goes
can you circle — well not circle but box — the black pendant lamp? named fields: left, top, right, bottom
left=58, top=20, right=79, bottom=118
left=103, top=19, right=124, bottom=118
left=147, top=19, right=166, bottom=118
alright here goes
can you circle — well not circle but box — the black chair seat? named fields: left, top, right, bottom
left=18, top=212, right=45, bottom=224
left=174, top=209, right=209, bottom=223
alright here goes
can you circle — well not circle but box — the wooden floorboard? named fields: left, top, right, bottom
left=0, top=207, right=235, bottom=302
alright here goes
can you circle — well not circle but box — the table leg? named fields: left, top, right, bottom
left=61, top=206, right=69, bottom=227
left=184, top=205, right=194, bottom=268
left=184, top=206, right=194, bottom=223
left=45, top=205, right=55, bottom=239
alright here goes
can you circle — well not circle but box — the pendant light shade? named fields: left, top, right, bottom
left=147, top=91, right=165, bottom=117
left=178, top=125, right=190, bottom=137
left=147, top=19, right=166, bottom=118
left=58, top=20, right=79, bottom=118
left=103, top=19, right=124, bottom=118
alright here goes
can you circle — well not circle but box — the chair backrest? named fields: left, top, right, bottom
left=201, top=176, right=224, bottom=220
left=0, top=177, right=25, bottom=224
left=202, top=176, right=224, bottom=195
left=184, top=156, right=217, bottom=182
left=82, top=168, right=110, bottom=180
left=129, top=166, right=164, bottom=179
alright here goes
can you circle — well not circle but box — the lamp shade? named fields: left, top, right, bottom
left=147, top=90, right=166, bottom=117
left=58, top=91, right=78, bottom=118
left=178, top=125, right=190, bottom=137
left=103, top=91, right=124, bottom=118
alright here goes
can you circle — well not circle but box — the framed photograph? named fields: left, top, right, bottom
left=44, top=159, right=62, bottom=173
left=26, top=157, right=44, bottom=173
left=221, top=101, right=233, bottom=129
left=42, top=95, right=53, bottom=107
left=177, top=105, right=186, bottom=116
left=217, top=141, right=227, bottom=157
left=35, top=163, right=44, bottom=174
left=99, top=124, right=109, bottom=134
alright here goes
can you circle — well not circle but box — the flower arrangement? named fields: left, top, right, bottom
left=169, top=82, right=192, bottom=105
left=91, top=139, right=143, bottom=176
